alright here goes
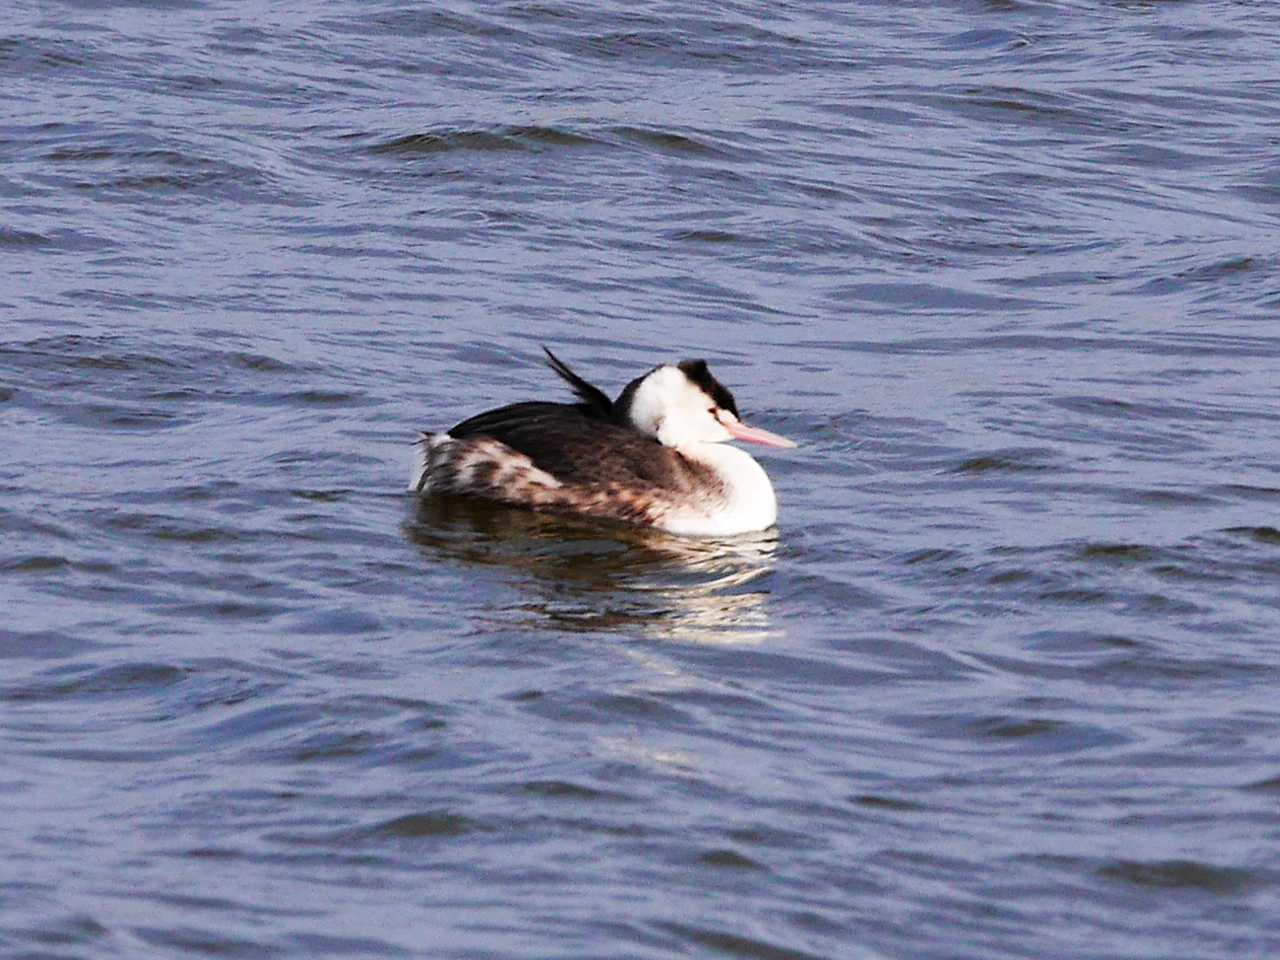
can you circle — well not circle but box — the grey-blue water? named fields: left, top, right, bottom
left=4, top=1, right=1280, bottom=957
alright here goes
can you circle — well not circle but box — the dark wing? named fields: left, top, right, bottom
left=448, top=402, right=703, bottom=491
left=543, top=347, right=614, bottom=420
left=448, top=402, right=582, bottom=440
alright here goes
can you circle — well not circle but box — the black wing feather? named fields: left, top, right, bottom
left=543, top=347, right=614, bottom=419
left=448, top=402, right=701, bottom=491
left=448, top=402, right=574, bottom=440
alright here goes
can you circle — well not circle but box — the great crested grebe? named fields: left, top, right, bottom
left=409, top=348, right=795, bottom=536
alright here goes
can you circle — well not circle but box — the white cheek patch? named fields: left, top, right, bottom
left=629, top=366, right=735, bottom=448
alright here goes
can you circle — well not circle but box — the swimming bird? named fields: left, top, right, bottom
left=409, top=348, right=795, bottom=536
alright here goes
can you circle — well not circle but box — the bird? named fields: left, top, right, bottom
left=409, top=348, right=795, bottom=536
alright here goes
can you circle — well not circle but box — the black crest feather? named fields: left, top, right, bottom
left=678, top=359, right=739, bottom=418
left=543, top=347, right=614, bottom=419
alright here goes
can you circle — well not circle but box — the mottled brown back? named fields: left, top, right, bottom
left=448, top=401, right=713, bottom=493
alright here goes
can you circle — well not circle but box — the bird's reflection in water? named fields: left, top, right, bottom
left=405, top=495, right=781, bottom=646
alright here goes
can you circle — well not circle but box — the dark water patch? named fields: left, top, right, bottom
left=894, top=540, right=1214, bottom=622
left=1049, top=393, right=1255, bottom=424
left=0, top=554, right=71, bottom=573
left=1212, top=484, right=1280, bottom=504
left=682, top=645, right=899, bottom=692
left=1034, top=584, right=1199, bottom=615
left=830, top=280, right=1044, bottom=313
left=270, top=729, right=391, bottom=766
left=16, top=913, right=110, bottom=951
left=1112, top=487, right=1220, bottom=508
left=849, top=792, right=928, bottom=813
left=181, top=693, right=457, bottom=770
left=770, top=571, right=889, bottom=623
left=1085, top=651, right=1268, bottom=689
left=0, top=34, right=88, bottom=74
left=1240, top=773, right=1280, bottom=793
left=227, top=351, right=318, bottom=374
left=0, top=335, right=189, bottom=374
left=0, top=225, right=53, bottom=248
left=806, top=331, right=1280, bottom=360
left=519, top=687, right=694, bottom=729
left=723, top=825, right=825, bottom=853
left=180, top=845, right=247, bottom=862
left=168, top=599, right=295, bottom=622
left=933, top=83, right=1101, bottom=128
left=983, top=567, right=1038, bottom=587
left=298, top=655, right=394, bottom=685
left=6, top=661, right=187, bottom=703
left=344, top=810, right=478, bottom=842
left=964, top=640, right=1261, bottom=691
left=1146, top=561, right=1237, bottom=585
left=1223, top=526, right=1280, bottom=546
left=945, top=449, right=1057, bottom=474
left=1073, top=542, right=1165, bottom=564
left=694, top=848, right=766, bottom=871
left=658, top=922, right=824, bottom=960
left=665, top=227, right=751, bottom=245
left=145, top=889, right=321, bottom=921
left=1023, top=630, right=1145, bottom=655
left=892, top=711, right=1127, bottom=755
left=288, top=932, right=416, bottom=958
left=162, top=71, right=228, bottom=95
left=283, top=606, right=384, bottom=636
left=290, top=487, right=355, bottom=502
left=1099, top=859, right=1263, bottom=896
left=901, top=547, right=965, bottom=567
left=512, top=779, right=633, bottom=802
left=131, top=924, right=268, bottom=958
left=92, top=509, right=247, bottom=544
left=284, top=389, right=369, bottom=406
left=75, top=401, right=195, bottom=430
left=183, top=702, right=320, bottom=749
left=357, top=5, right=526, bottom=40
left=49, top=145, right=276, bottom=201
left=656, top=686, right=789, bottom=721
left=0, top=629, right=103, bottom=661
left=1100, top=140, right=1222, bottom=174
left=33, top=746, right=178, bottom=764
left=1133, top=253, right=1271, bottom=297
left=272, top=448, right=383, bottom=468
left=369, top=124, right=600, bottom=157
left=608, top=125, right=746, bottom=160
left=572, top=21, right=815, bottom=75
left=0, top=336, right=320, bottom=423
left=941, top=28, right=1033, bottom=53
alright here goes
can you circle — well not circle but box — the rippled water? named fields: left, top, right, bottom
left=5, top=1, right=1280, bottom=957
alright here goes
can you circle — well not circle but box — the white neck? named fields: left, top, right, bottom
left=668, top=442, right=778, bottom=536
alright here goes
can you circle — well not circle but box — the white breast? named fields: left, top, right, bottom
left=662, top=443, right=778, bottom=536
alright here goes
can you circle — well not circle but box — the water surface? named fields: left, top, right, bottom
left=4, top=1, right=1280, bottom=957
